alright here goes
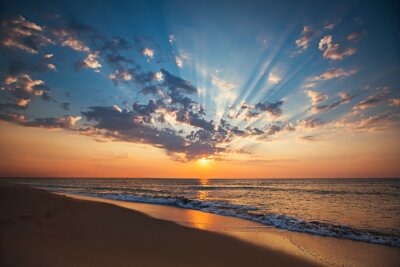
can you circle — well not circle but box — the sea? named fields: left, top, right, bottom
left=8, top=178, right=400, bottom=247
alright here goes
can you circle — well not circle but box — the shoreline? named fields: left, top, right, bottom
left=0, top=182, right=318, bottom=267
left=64, top=192, right=400, bottom=267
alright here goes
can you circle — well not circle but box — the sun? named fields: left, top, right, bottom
left=198, top=157, right=209, bottom=165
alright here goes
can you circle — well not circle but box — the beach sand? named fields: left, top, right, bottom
left=65, top=193, right=400, bottom=267
left=0, top=182, right=318, bottom=267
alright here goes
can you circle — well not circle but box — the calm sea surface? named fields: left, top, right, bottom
left=8, top=178, right=400, bottom=247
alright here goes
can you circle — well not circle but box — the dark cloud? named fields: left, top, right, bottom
left=246, top=126, right=264, bottom=135
left=0, top=109, right=26, bottom=123
left=80, top=104, right=265, bottom=160
left=311, top=93, right=353, bottom=114
left=0, top=16, right=53, bottom=54
left=60, top=102, right=70, bottom=111
left=255, top=100, right=284, bottom=117
left=0, top=108, right=80, bottom=129
left=354, top=90, right=388, bottom=110
left=81, top=106, right=207, bottom=160
left=1, top=74, right=51, bottom=108
left=23, top=116, right=81, bottom=129
left=176, top=110, right=215, bottom=131
left=161, top=69, right=197, bottom=94
left=265, top=124, right=281, bottom=135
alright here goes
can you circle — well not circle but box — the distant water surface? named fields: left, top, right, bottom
left=9, top=178, right=400, bottom=247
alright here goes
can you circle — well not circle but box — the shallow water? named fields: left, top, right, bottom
left=9, top=178, right=400, bottom=247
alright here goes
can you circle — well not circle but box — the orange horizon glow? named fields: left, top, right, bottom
left=1, top=122, right=399, bottom=179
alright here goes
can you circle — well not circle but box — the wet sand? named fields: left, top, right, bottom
left=0, top=182, right=317, bottom=267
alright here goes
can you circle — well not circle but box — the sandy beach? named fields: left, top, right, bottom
left=0, top=182, right=318, bottom=267
left=65, top=193, right=400, bottom=267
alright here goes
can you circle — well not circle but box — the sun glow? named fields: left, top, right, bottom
left=198, top=157, right=209, bottom=165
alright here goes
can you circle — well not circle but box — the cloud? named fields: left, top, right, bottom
left=338, top=114, right=398, bottom=132
left=175, top=56, right=183, bottom=68
left=346, top=32, right=362, bottom=42
left=311, top=68, right=357, bottom=81
left=80, top=52, right=102, bottom=69
left=354, top=89, right=389, bottom=110
left=298, top=135, right=317, bottom=141
left=244, top=110, right=261, bottom=120
left=0, top=16, right=54, bottom=54
left=24, top=116, right=81, bottom=129
left=246, top=126, right=264, bottom=136
left=108, top=70, right=132, bottom=83
left=142, top=48, right=154, bottom=59
left=324, top=23, right=335, bottom=30
left=141, top=85, right=162, bottom=96
left=154, top=71, right=164, bottom=81
left=47, top=63, right=56, bottom=71
left=168, top=35, right=175, bottom=44
left=264, top=124, right=281, bottom=136
left=255, top=100, right=284, bottom=117
left=389, top=99, right=400, bottom=106
left=60, top=102, right=70, bottom=111
left=176, top=110, right=215, bottom=131
left=16, top=98, right=30, bottom=107
left=1, top=74, right=50, bottom=108
left=303, top=82, right=317, bottom=88
left=284, top=123, right=296, bottom=132
left=112, top=104, right=123, bottom=113
left=268, top=72, right=281, bottom=84
left=335, top=109, right=399, bottom=132
left=305, top=90, right=328, bottom=105
left=318, top=35, right=357, bottom=60
left=310, top=92, right=353, bottom=114
left=0, top=110, right=27, bottom=123
left=297, top=117, right=325, bottom=129
left=81, top=106, right=219, bottom=161
left=211, top=76, right=236, bottom=91
left=295, top=26, right=316, bottom=51
left=161, top=69, right=197, bottom=94
left=78, top=102, right=268, bottom=161
left=61, top=37, right=90, bottom=52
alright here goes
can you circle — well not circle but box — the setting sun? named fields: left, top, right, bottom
left=197, top=157, right=209, bottom=165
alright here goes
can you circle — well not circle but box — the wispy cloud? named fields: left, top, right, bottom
left=311, top=68, right=357, bottom=81
left=310, top=92, right=353, bottom=114
left=0, top=16, right=53, bottom=54
left=295, top=26, right=316, bottom=52
left=354, top=88, right=389, bottom=110
left=318, top=35, right=357, bottom=60
left=304, top=90, right=328, bottom=105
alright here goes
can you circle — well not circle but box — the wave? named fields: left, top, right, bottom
left=70, top=192, right=400, bottom=248
left=191, top=185, right=400, bottom=197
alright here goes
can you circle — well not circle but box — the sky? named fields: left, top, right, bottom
left=0, top=0, right=399, bottom=178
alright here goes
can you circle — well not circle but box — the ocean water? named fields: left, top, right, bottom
left=9, top=178, right=400, bottom=247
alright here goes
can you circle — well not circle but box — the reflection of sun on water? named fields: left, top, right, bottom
left=190, top=178, right=211, bottom=229
left=198, top=178, right=209, bottom=201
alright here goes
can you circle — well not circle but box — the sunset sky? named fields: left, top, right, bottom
left=0, top=0, right=399, bottom=178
